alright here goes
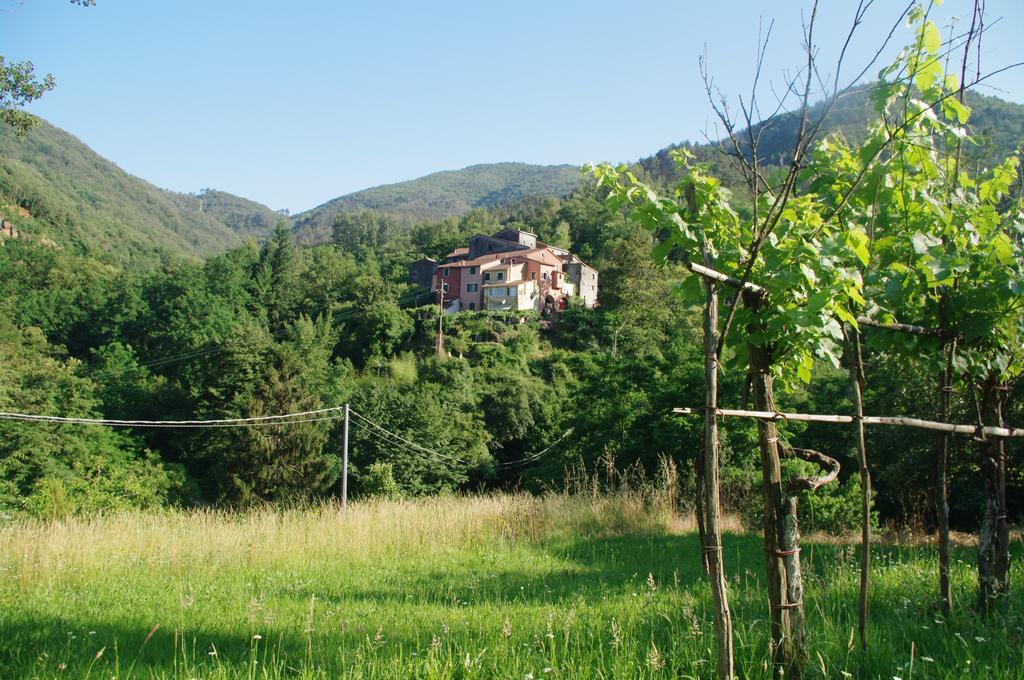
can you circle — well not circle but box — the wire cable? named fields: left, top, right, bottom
left=0, top=406, right=345, bottom=428
left=348, top=408, right=466, bottom=465
left=496, top=428, right=574, bottom=468
left=348, top=418, right=456, bottom=466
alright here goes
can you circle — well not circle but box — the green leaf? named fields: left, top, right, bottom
left=680, top=273, right=703, bottom=301
left=800, top=263, right=817, bottom=286
left=651, top=237, right=674, bottom=265
left=921, top=21, right=941, bottom=54
left=911, top=232, right=942, bottom=255
left=990, top=233, right=1015, bottom=266
left=847, top=228, right=870, bottom=266
left=942, top=96, right=972, bottom=125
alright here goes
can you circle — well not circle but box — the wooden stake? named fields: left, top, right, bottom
left=747, top=332, right=806, bottom=677
left=701, top=264, right=734, bottom=680
left=934, top=313, right=955, bottom=615
left=848, top=329, right=871, bottom=650
left=671, top=408, right=1023, bottom=438
left=978, top=379, right=1011, bottom=614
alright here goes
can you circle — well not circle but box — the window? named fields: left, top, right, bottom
left=469, top=266, right=477, bottom=275
left=542, top=272, right=549, bottom=280
left=469, top=303, right=475, bottom=310
left=507, top=287, right=514, bottom=296
left=466, top=283, right=478, bottom=292
left=442, top=267, right=450, bottom=276
left=442, top=283, right=449, bottom=293
left=531, top=272, right=537, bottom=279
left=484, top=272, right=491, bottom=282
left=497, top=272, right=504, bottom=281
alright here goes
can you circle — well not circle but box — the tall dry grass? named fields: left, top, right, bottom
left=2, top=490, right=670, bottom=587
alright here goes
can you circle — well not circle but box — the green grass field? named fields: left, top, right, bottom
left=1, top=493, right=1021, bottom=679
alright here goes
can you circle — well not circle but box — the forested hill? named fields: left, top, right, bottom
left=3, top=91, right=1020, bottom=267
left=186, top=188, right=286, bottom=239
left=637, top=88, right=1024, bottom=189
left=0, top=121, right=281, bottom=267
left=291, top=162, right=583, bottom=243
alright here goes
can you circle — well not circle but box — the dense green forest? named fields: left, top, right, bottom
left=1, top=183, right=1020, bottom=532
left=1, top=82, right=1022, bottom=536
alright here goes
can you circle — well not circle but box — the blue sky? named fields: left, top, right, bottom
left=3, top=0, right=1022, bottom=213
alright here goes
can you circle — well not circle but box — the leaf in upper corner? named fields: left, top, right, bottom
left=921, top=20, right=941, bottom=55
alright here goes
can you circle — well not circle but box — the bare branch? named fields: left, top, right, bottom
left=785, top=447, right=841, bottom=493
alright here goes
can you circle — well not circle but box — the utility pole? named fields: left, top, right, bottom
left=341, top=403, right=349, bottom=513
left=435, top=285, right=445, bottom=358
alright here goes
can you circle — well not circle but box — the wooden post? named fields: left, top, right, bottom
left=435, top=287, right=445, bottom=358
left=978, top=379, right=1010, bottom=613
left=848, top=328, right=871, bottom=649
left=341, top=403, right=350, bottom=513
left=702, top=267, right=733, bottom=679
left=687, top=181, right=734, bottom=679
left=746, top=297, right=806, bottom=678
left=934, top=307, right=955, bottom=615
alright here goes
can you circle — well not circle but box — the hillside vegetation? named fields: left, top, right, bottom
left=0, top=122, right=280, bottom=266
left=3, top=90, right=1020, bottom=266
left=0, top=87, right=1021, bottom=525
left=291, top=162, right=583, bottom=243
left=637, top=89, right=1024, bottom=192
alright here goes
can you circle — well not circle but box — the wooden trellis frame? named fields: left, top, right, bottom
left=676, top=256, right=1018, bottom=653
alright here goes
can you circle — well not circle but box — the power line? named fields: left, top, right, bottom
left=497, top=428, right=574, bottom=468
left=0, top=406, right=345, bottom=429
left=348, top=408, right=466, bottom=465
left=348, top=418, right=452, bottom=465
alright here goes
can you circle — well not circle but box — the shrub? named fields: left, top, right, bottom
left=361, top=462, right=401, bottom=500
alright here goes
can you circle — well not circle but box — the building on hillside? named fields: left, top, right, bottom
left=408, top=257, right=437, bottom=289
left=415, top=227, right=598, bottom=314
left=561, top=253, right=599, bottom=308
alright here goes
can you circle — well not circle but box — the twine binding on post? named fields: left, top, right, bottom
left=765, top=547, right=802, bottom=557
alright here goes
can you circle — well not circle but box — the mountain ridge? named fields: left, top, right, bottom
left=0, top=121, right=282, bottom=266
left=2, top=89, right=1022, bottom=266
left=290, top=161, right=583, bottom=244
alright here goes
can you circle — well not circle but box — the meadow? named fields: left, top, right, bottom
left=1, top=492, right=1022, bottom=679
